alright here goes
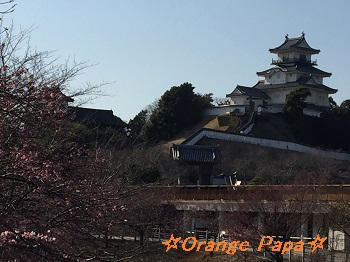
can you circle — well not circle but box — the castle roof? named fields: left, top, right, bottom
left=226, top=85, right=269, bottom=99
left=171, top=144, right=221, bottom=164
left=269, top=33, right=320, bottom=54
left=254, top=76, right=337, bottom=94
left=257, top=64, right=332, bottom=77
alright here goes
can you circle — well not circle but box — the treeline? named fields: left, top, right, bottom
left=282, top=88, right=350, bottom=151
left=128, top=82, right=213, bottom=143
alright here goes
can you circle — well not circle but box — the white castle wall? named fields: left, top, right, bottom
left=184, top=129, right=350, bottom=161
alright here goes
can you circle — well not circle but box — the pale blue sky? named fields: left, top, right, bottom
left=6, top=1, right=350, bottom=121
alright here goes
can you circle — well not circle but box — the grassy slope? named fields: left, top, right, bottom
left=162, top=113, right=350, bottom=184
left=167, top=115, right=242, bottom=147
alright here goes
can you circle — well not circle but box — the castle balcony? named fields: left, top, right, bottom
left=272, top=57, right=317, bottom=66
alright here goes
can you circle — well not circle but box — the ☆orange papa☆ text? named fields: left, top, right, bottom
left=162, top=234, right=327, bottom=255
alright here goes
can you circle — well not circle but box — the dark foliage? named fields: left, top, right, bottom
left=142, top=82, right=212, bottom=142
left=280, top=112, right=350, bottom=151
left=283, top=87, right=311, bottom=115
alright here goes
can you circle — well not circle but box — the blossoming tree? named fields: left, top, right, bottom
left=0, top=19, right=126, bottom=261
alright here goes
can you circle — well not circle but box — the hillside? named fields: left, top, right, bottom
left=250, top=114, right=298, bottom=142
left=169, top=112, right=350, bottom=152
left=251, top=113, right=350, bottom=152
left=163, top=112, right=350, bottom=185
left=195, top=138, right=350, bottom=184
left=166, top=114, right=244, bottom=148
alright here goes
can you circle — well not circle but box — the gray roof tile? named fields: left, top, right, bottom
left=171, top=144, right=221, bottom=164
left=226, top=85, right=269, bottom=99
left=69, top=107, right=125, bottom=127
left=269, top=34, right=320, bottom=54
left=254, top=76, right=337, bottom=94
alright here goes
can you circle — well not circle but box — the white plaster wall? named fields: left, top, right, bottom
left=265, top=89, right=294, bottom=104
left=305, top=91, right=318, bottom=105
left=267, top=91, right=285, bottom=104
left=267, top=71, right=287, bottom=84
left=286, top=73, right=297, bottom=82
left=203, top=106, right=247, bottom=116
left=304, top=90, right=329, bottom=106
left=316, top=93, right=329, bottom=107
left=313, top=76, right=324, bottom=84
left=229, top=97, right=264, bottom=109
left=263, top=87, right=329, bottom=107
left=259, top=105, right=283, bottom=113
left=303, top=108, right=321, bottom=117
left=229, top=96, right=249, bottom=105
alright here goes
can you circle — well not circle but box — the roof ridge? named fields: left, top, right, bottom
left=269, top=33, right=320, bottom=54
left=173, top=144, right=219, bottom=148
left=69, top=106, right=113, bottom=112
left=290, top=37, right=304, bottom=47
left=288, top=36, right=302, bottom=41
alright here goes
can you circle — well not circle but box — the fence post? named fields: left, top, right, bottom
left=301, top=236, right=305, bottom=262
left=330, top=248, right=335, bottom=262
left=331, top=228, right=335, bottom=262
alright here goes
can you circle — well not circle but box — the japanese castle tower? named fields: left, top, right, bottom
left=226, top=33, right=337, bottom=113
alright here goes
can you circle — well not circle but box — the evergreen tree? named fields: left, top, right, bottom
left=143, top=82, right=212, bottom=142
left=283, top=87, right=311, bottom=115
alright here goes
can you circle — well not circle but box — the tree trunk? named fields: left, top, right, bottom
left=139, top=231, right=144, bottom=246
left=275, top=253, right=284, bottom=262
left=104, top=227, right=109, bottom=248
left=210, top=235, right=217, bottom=257
left=270, top=251, right=284, bottom=262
